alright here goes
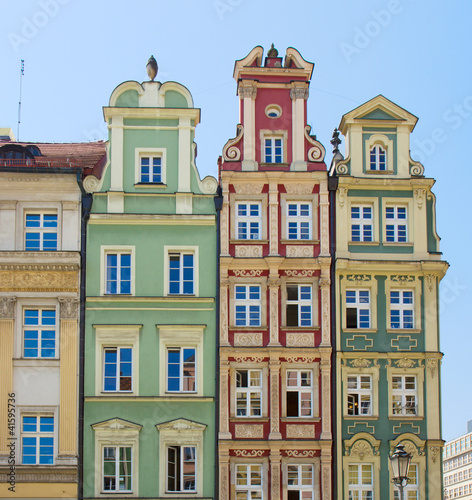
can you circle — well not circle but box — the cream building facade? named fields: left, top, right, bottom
left=444, top=422, right=472, bottom=500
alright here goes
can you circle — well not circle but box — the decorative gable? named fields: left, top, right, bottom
left=156, top=418, right=206, bottom=433
left=92, top=417, right=142, bottom=432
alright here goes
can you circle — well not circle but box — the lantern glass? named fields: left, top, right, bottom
left=389, top=444, right=412, bottom=482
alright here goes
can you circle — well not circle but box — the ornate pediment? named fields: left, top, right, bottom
left=156, top=418, right=206, bottom=432
left=92, top=417, right=142, bottom=432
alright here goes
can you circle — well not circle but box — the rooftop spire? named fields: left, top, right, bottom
left=331, top=128, right=341, bottom=153
left=267, top=43, right=278, bottom=57
left=146, top=55, right=158, bottom=81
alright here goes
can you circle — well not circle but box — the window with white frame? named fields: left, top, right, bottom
left=236, top=464, right=263, bottom=500
left=369, top=145, right=387, bottom=171
left=351, top=205, right=373, bottom=242
left=287, top=464, right=315, bottom=500
left=236, top=369, right=262, bottom=417
left=286, top=370, right=313, bottom=417
left=394, top=463, right=418, bottom=500
left=286, top=285, right=312, bottom=327
left=21, top=415, right=54, bottom=465
left=235, top=285, right=261, bottom=327
left=167, top=445, right=196, bottom=493
left=139, top=155, right=162, bottom=183
left=392, top=375, right=417, bottom=415
left=25, top=212, right=58, bottom=251
left=348, top=463, right=373, bottom=500
left=23, top=308, right=56, bottom=358
left=390, top=290, right=414, bottom=329
left=103, top=347, right=133, bottom=392
left=106, top=252, right=131, bottom=294
left=347, top=375, right=372, bottom=416
left=264, top=137, right=283, bottom=163
left=287, top=202, right=312, bottom=240
left=385, top=206, right=407, bottom=243
left=169, top=253, right=194, bottom=295
left=236, top=202, right=262, bottom=240
left=102, top=446, right=132, bottom=492
left=345, top=290, right=370, bottom=329
left=167, top=347, right=196, bottom=393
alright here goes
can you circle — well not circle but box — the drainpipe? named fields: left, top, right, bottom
left=76, top=172, right=92, bottom=500
left=328, top=174, right=338, bottom=500
left=213, top=184, right=223, bottom=500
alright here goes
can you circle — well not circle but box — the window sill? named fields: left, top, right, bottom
left=343, top=328, right=377, bottom=333
left=387, top=328, right=421, bottom=334
left=230, top=239, right=268, bottom=244
left=280, top=417, right=320, bottom=423
left=100, top=391, right=135, bottom=396
left=134, top=182, right=167, bottom=189
left=259, top=162, right=289, bottom=167
left=281, top=239, right=319, bottom=245
left=343, top=415, right=378, bottom=420
left=382, top=242, right=414, bottom=247
left=280, top=326, right=320, bottom=331
left=365, top=169, right=394, bottom=174
left=230, top=417, right=269, bottom=422
left=230, top=326, right=268, bottom=331
left=349, top=241, right=380, bottom=246
left=389, top=415, right=423, bottom=420
left=13, top=358, right=60, bottom=367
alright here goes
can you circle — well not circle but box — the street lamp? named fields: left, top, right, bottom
left=389, top=443, right=412, bottom=500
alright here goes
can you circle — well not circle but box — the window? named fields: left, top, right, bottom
left=103, top=347, right=132, bottom=392
left=287, top=464, right=314, bottom=500
left=169, top=253, right=194, bottom=295
left=265, top=104, right=282, bottom=119
left=236, top=370, right=262, bottom=417
left=347, top=375, right=372, bottom=416
left=390, top=291, right=414, bottom=329
left=385, top=206, right=407, bottom=243
left=106, top=252, right=131, bottom=294
left=103, top=446, right=132, bottom=492
left=345, top=290, right=370, bottom=329
left=236, top=202, right=261, bottom=240
left=286, top=285, right=312, bottom=326
left=235, top=285, right=261, bottom=326
left=286, top=370, right=313, bottom=417
left=23, top=308, right=56, bottom=358
left=392, top=375, right=417, bottom=415
left=167, top=348, right=196, bottom=393
left=140, top=155, right=162, bottom=183
left=394, top=463, right=418, bottom=500
left=351, top=206, right=373, bottom=242
left=21, top=415, right=54, bottom=464
left=264, top=137, right=283, bottom=163
left=167, top=446, right=196, bottom=492
left=348, top=464, right=373, bottom=500
left=369, top=145, right=386, bottom=171
left=287, top=203, right=312, bottom=240
left=25, top=213, right=57, bottom=251
left=236, top=464, right=263, bottom=500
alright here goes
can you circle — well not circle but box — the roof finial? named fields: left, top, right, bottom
left=146, top=55, right=158, bottom=81
left=331, top=128, right=341, bottom=153
left=267, top=43, right=278, bottom=58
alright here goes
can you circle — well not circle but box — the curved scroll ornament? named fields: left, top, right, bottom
left=234, top=450, right=264, bottom=457
left=200, top=176, right=218, bottom=194
left=285, top=450, right=316, bottom=458
left=336, top=162, right=349, bottom=175
left=304, top=125, right=326, bottom=162
left=83, top=175, right=100, bottom=193
left=222, top=124, right=244, bottom=161
left=410, top=161, right=425, bottom=176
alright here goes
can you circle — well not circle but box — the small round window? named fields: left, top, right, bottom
left=265, top=105, right=282, bottom=119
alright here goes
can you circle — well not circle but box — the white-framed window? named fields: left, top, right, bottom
left=385, top=206, right=408, bottom=243
left=286, top=285, right=312, bottom=327
left=236, top=369, right=262, bottom=417
left=264, top=136, right=283, bottom=163
left=345, top=290, right=371, bottom=329
left=286, top=370, right=313, bottom=417
left=347, top=375, right=372, bottom=416
left=392, top=375, right=417, bottom=415
left=235, top=464, right=263, bottom=500
left=390, top=290, right=414, bottom=329
left=169, top=252, right=194, bottom=295
left=23, top=308, right=56, bottom=358
left=287, top=202, right=312, bottom=240
left=167, top=347, right=196, bottom=393
left=24, top=212, right=58, bottom=251
left=351, top=205, right=373, bottom=242
left=394, top=463, right=418, bottom=500
left=166, top=445, right=196, bottom=493
left=102, top=446, right=132, bottom=493
left=21, top=414, right=54, bottom=465
left=103, top=347, right=133, bottom=392
left=135, top=148, right=167, bottom=185
left=369, top=145, right=386, bottom=171
left=348, top=463, right=373, bottom=500
left=287, top=464, right=315, bottom=500
left=106, top=252, right=132, bottom=294
left=235, top=285, right=261, bottom=327
left=236, top=202, right=262, bottom=240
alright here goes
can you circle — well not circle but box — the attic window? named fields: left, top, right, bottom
left=0, top=145, right=35, bottom=160
left=265, top=105, right=282, bottom=119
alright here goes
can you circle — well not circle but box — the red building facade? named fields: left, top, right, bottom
left=218, top=45, right=332, bottom=500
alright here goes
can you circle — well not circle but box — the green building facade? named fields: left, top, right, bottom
left=330, top=95, right=448, bottom=499
left=82, top=68, right=218, bottom=499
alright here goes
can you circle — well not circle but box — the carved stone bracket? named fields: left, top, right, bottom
left=429, top=446, right=440, bottom=463
left=427, top=357, right=438, bottom=378
left=414, top=188, right=427, bottom=209
left=59, top=298, right=79, bottom=320
left=0, top=297, right=16, bottom=319
left=238, top=84, right=257, bottom=99
left=425, top=274, right=436, bottom=292
left=290, top=87, right=309, bottom=100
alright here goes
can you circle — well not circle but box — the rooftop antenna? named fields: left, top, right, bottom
left=17, top=59, right=24, bottom=141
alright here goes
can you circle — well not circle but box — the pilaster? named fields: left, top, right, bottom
left=268, top=359, right=281, bottom=440
left=239, top=82, right=257, bottom=171
left=219, top=359, right=231, bottom=439
left=290, top=83, right=308, bottom=170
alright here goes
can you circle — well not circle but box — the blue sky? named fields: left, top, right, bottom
left=1, top=0, right=470, bottom=442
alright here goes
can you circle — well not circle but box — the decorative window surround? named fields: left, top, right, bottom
left=387, top=366, right=424, bottom=418
left=280, top=193, right=318, bottom=243
left=231, top=193, right=268, bottom=242
left=346, top=290, right=371, bottom=329
left=340, top=277, right=378, bottom=332
left=385, top=276, right=421, bottom=333
left=164, top=246, right=199, bottom=296
left=134, top=147, right=167, bottom=185
left=21, top=413, right=55, bottom=465
left=100, top=246, right=135, bottom=296
left=230, top=361, right=269, bottom=418
left=382, top=198, right=413, bottom=245
left=280, top=276, right=319, bottom=329
left=231, top=461, right=269, bottom=500
left=16, top=202, right=62, bottom=251
left=342, top=363, right=380, bottom=418
left=235, top=202, right=262, bottom=240
left=347, top=197, right=379, bottom=244
left=281, top=363, right=319, bottom=419
left=260, top=129, right=288, bottom=164
left=230, top=277, right=267, bottom=328
left=351, top=205, right=373, bottom=242
left=365, top=133, right=394, bottom=174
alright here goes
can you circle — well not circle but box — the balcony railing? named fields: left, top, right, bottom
left=0, top=158, right=83, bottom=169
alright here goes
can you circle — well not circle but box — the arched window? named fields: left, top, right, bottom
left=369, top=145, right=386, bottom=170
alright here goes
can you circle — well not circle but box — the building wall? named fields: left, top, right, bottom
left=444, top=429, right=472, bottom=499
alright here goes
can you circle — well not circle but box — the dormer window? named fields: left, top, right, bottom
left=264, top=137, right=283, bottom=163
left=370, top=145, right=386, bottom=171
